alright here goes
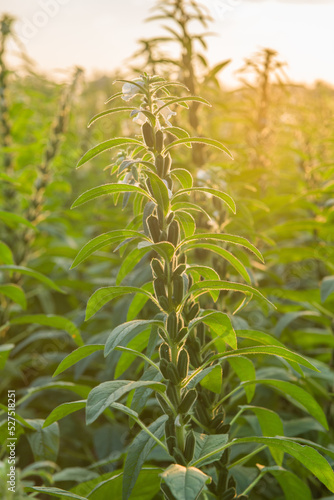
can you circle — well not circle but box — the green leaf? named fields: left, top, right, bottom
left=160, top=465, right=211, bottom=500
left=163, top=137, right=232, bottom=159
left=189, top=311, right=236, bottom=349
left=173, top=187, right=235, bottom=213
left=183, top=242, right=250, bottom=283
left=187, top=266, right=220, bottom=302
left=127, top=282, right=154, bottom=321
left=189, top=280, right=274, bottom=309
left=234, top=378, right=327, bottom=429
left=87, top=107, right=135, bottom=127
left=114, top=331, right=152, bottom=378
left=228, top=357, right=255, bottom=402
left=240, top=406, right=284, bottom=464
left=175, top=211, right=196, bottom=238
left=137, top=241, right=175, bottom=261
left=83, top=468, right=162, bottom=500
left=0, top=403, right=35, bottom=429
left=0, top=265, right=63, bottom=293
left=193, top=433, right=229, bottom=467
left=43, top=401, right=86, bottom=428
left=266, top=467, right=312, bottom=500
left=116, top=246, right=148, bottom=285
left=24, top=486, right=88, bottom=500
left=10, top=314, right=83, bottom=347
left=210, top=346, right=319, bottom=373
left=53, top=345, right=104, bottom=377
left=231, top=437, right=334, bottom=493
left=76, top=138, right=142, bottom=168
left=146, top=171, right=170, bottom=215
left=170, top=168, right=193, bottom=189
left=86, top=286, right=155, bottom=320
left=71, top=184, right=152, bottom=209
left=165, top=126, right=191, bottom=147
left=26, top=419, right=59, bottom=462
left=158, top=96, right=211, bottom=113
left=321, top=276, right=334, bottom=302
left=0, top=210, right=36, bottom=230
left=181, top=233, right=264, bottom=262
left=71, top=230, right=149, bottom=269
left=123, top=416, right=168, bottom=500
left=0, top=284, right=26, bottom=309
left=24, top=381, right=91, bottom=399
left=0, top=344, right=14, bottom=370
left=0, top=242, right=14, bottom=265
left=105, top=320, right=163, bottom=356
left=86, top=380, right=165, bottom=424
left=200, top=365, right=222, bottom=394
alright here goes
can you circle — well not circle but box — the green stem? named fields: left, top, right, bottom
left=227, top=445, right=267, bottom=470
left=241, top=470, right=266, bottom=496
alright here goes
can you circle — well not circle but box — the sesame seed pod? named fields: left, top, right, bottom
left=166, top=436, right=177, bottom=456
left=221, top=487, right=236, bottom=500
left=147, top=215, right=160, bottom=243
left=173, top=264, right=187, bottom=277
left=178, top=389, right=197, bottom=414
left=167, top=220, right=180, bottom=247
left=167, top=311, right=177, bottom=340
left=166, top=382, right=180, bottom=408
left=216, top=423, right=230, bottom=434
left=158, top=296, right=169, bottom=312
left=142, top=122, right=155, bottom=148
left=151, top=258, right=164, bottom=278
left=156, top=393, right=173, bottom=416
left=175, top=327, right=188, bottom=343
left=159, top=358, right=169, bottom=379
left=163, top=154, right=172, bottom=177
left=159, top=343, right=171, bottom=362
left=155, top=130, right=164, bottom=153
left=177, top=349, right=189, bottom=380
left=166, top=211, right=175, bottom=224
left=155, top=154, right=164, bottom=177
left=184, top=430, right=196, bottom=462
left=154, top=277, right=167, bottom=299
left=166, top=362, right=180, bottom=385
left=173, top=274, right=184, bottom=304
left=173, top=447, right=187, bottom=466
left=187, top=302, right=200, bottom=321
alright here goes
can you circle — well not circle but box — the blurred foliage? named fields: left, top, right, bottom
left=0, top=3, right=334, bottom=499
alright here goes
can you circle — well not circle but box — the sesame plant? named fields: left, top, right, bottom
left=28, top=74, right=334, bottom=500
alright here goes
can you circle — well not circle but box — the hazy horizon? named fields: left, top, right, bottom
left=2, top=0, right=334, bottom=87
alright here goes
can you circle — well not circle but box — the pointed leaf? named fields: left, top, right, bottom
left=174, top=187, right=235, bottom=213
left=123, top=415, right=168, bottom=500
left=105, top=320, right=163, bottom=356
left=0, top=284, right=26, bottom=309
left=43, top=401, right=86, bottom=428
left=86, top=286, right=155, bottom=320
left=160, top=465, right=211, bottom=500
left=86, top=380, right=165, bottom=424
left=0, top=265, right=63, bottom=293
left=53, top=345, right=104, bottom=377
left=181, top=233, right=264, bottom=262
left=76, top=138, right=142, bottom=168
left=11, top=314, right=83, bottom=347
left=163, top=137, right=233, bottom=159
left=71, top=230, right=149, bottom=269
left=87, top=107, right=135, bottom=127
left=71, top=184, right=152, bottom=209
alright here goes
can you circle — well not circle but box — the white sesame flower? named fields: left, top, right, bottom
left=157, top=100, right=176, bottom=126
left=132, top=111, right=147, bottom=125
left=122, top=79, right=144, bottom=101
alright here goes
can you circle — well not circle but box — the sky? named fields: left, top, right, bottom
left=2, top=0, right=334, bottom=87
